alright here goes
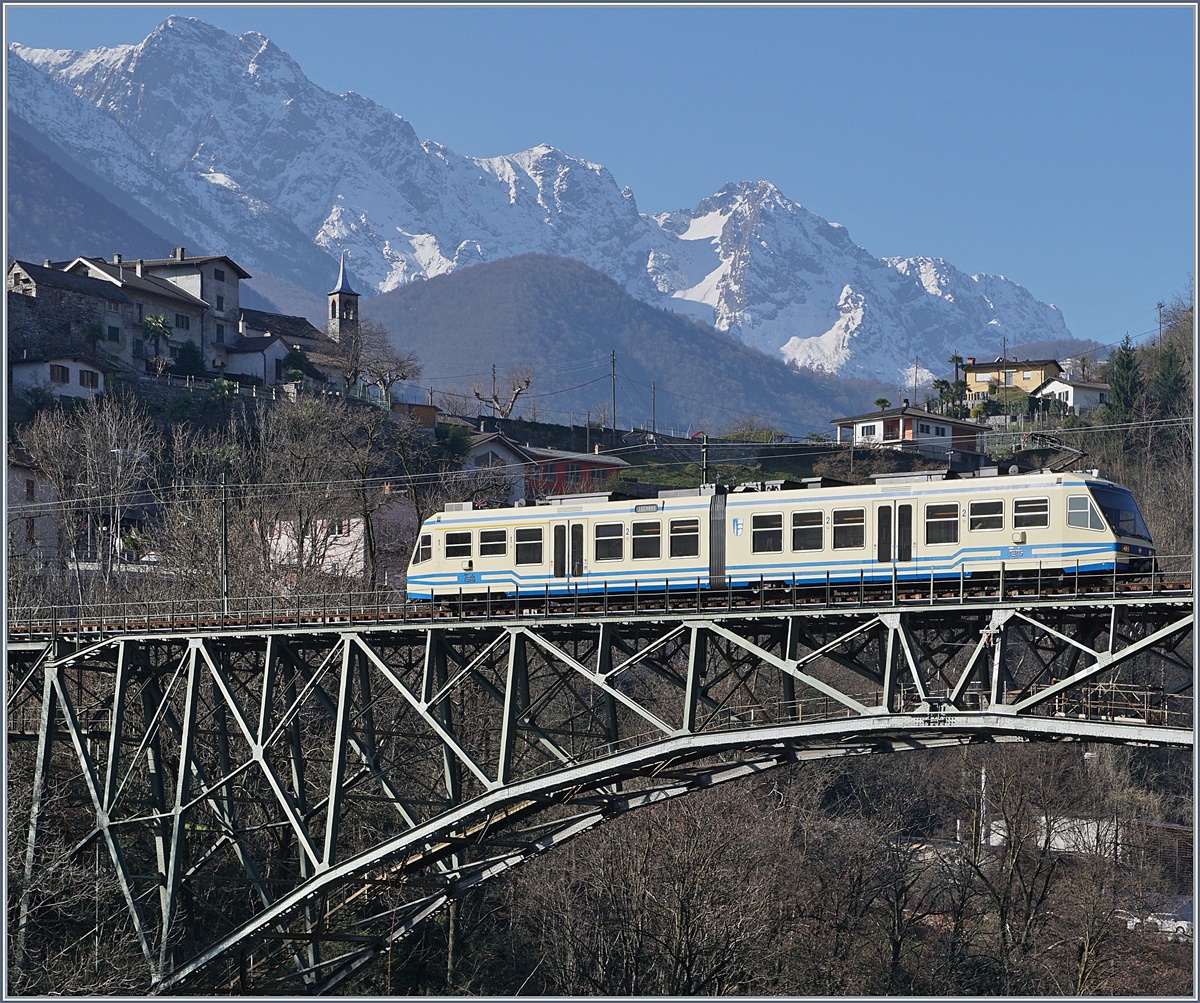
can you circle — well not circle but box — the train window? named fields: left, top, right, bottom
left=1067, top=495, right=1105, bottom=531
left=792, top=511, right=823, bottom=551
left=1013, top=497, right=1050, bottom=529
left=479, top=529, right=507, bottom=556
left=445, top=531, right=472, bottom=558
left=414, top=534, right=432, bottom=564
left=832, top=509, right=865, bottom=549
left=670, top=519, right=700, bottom=558
left=752, top=513, right=783, bottom=553
left=595, top=523, right=624, bottom=561
left=515, top=528, right=543, bottom=565
left=969, top=500, right=1003, bottom=531
left=925, top=503, right=959, bottom=545
left=1088, top=486, right=1151, bottom=540
left=632, top=521, right=661, bottom=560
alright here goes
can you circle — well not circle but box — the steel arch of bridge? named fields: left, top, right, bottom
left=6, top=592, right=1193, bottom=995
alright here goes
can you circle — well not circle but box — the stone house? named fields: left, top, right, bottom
left=8, top=249, right=247, bottom=373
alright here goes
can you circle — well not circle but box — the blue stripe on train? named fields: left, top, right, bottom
left=408, top=544, right=1126, bottom=599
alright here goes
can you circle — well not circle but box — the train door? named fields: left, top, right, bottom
left=708, top=494, right=727, bottom=589
left=552, top=521, right=585, bottom=586
left=875, top=502, right=914, bottom=565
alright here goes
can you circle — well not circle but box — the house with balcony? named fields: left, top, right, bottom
left=830, top=405, right=989, bottom=467
left=962, top=356, right=1064, bottom=400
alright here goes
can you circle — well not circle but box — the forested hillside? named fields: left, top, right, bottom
left=363, top=253, right=892, bottom=434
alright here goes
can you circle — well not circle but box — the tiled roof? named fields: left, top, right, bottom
left=964, top=358, right=1061, bottom=369
left=72, top=258, right=208, bottom=307
left=227, top=335, right=285, bottom=354
left=138, top=253, right=252, bottom=279
left=239, top=308, right=327, bottom=343
left=831, top=406, right=986, bottom=429
left=523, top=444, right=629, bottom=468
left=470, top=432, right=630, bottom=467
left=10, top=260, right=133, bottom=301
left=11, top=349, right=113, bottom=370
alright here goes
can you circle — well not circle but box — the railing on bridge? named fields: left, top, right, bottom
left=6, top=557, right=1192, bottom=643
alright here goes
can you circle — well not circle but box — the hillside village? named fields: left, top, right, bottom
left=5, top=241, right=1137, bottom=596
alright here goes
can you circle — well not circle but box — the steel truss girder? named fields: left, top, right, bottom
left=7, top=596, right=1191, bottom=994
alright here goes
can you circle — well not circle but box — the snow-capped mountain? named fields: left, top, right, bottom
left=7, top=16, right=1071, bottom=382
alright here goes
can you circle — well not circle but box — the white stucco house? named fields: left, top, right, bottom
left=10, top=353, right=108, bottom=398
left=1030, top=376, right=1110, bottom=415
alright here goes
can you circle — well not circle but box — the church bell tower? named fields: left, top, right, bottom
left=327, top=250, right=359, bottom=343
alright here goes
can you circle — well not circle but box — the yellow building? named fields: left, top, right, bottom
left=962, top=357, right=1063, bottom=399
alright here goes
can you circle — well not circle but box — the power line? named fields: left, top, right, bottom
left=12, top=407, right=1190, bottom=520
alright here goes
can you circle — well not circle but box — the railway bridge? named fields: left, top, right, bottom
left=6, top=575, right=1193, bottom=994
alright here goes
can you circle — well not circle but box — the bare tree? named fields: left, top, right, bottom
left=313, top=318, right=413, bottom=396
left=472, top=366, right=532, bottom=419
left=19, top=393, right=160, bottom=601
left=362, top=341, right=421, bottom=403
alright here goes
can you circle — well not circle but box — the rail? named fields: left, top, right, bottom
left=6, top=559, right=1192, bottom=643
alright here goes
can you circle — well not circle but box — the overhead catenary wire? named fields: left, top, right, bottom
left=10, top=413, right=1190, bottom=520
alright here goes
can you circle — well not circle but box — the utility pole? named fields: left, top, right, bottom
left=220, top=471, right=229, bottom=614
left=1157, top=301, right=1165, bottom=342
left=491, top=364, right=498, bottom=419
left=1001, top=333, right=1009, bottom=423
left=701, top=433, right=708, bottom=486
left=611, top=350, right=617, bottom=448
left=652, top=381, right=656, bottom=435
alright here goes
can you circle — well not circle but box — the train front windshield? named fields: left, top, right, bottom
left=1088, top=485, right=1152, bottom=542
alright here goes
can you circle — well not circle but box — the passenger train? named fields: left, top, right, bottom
left=405, top=469, right=1155, bottom=601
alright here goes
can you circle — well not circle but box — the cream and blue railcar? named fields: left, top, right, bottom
left=405, top=472, right=1154, bottom=600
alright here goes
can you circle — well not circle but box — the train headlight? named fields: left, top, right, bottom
left=1119, top=544, right=1130, bottom=553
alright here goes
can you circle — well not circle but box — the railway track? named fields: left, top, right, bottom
left=6, top=573, right=1192, bottom=643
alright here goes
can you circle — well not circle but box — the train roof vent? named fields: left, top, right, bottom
left=658, top=483, right=723, bottom=498
left=542, top=492, right=615, bottom=505
left=731, top=479, right=804, bottom=492
left=802, top=476, right=848, bottom=489
left=870, top=470, right=950, bottom=484
left=444, top=502, right=473, bottom=512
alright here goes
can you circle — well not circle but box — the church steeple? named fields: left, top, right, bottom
left=327, top=250, right=359, bottom=343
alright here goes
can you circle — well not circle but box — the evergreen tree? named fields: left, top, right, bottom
left=1100, top=335, right=1142, bottom=426
left=1148, top=336, right=1188, bottom=419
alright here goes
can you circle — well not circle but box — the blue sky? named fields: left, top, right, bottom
left=5, top=4, right=1195, bottom=348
